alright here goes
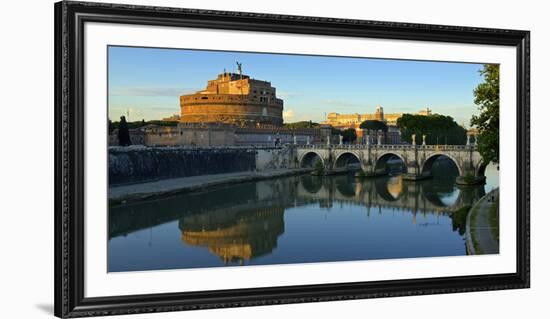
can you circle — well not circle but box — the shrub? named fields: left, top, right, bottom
left=314, top=160, right=325, bottom=175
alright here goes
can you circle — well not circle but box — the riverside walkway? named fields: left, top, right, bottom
left=466, top=188, right=499, bottom=255
left=109, top=168, right=312, bottom=204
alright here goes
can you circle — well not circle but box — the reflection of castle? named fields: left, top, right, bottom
left=180, top=72, right=284, bottom=126
left=179, top=206, right=285, bottom=265
left=109, top=174, right=486, bottom=263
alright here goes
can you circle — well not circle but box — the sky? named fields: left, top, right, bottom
left=108, top=46, right=488, bottom=126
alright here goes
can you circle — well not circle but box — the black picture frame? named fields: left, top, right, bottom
left=54, top=1, right=530, bottom=317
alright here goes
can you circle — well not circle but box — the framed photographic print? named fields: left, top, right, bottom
left=54, top=1, right=530, bottom=317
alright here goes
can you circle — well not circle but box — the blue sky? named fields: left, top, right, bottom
left=108, top=46, right=487, bottom=126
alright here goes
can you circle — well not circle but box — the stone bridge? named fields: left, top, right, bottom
left=296, top=144, right=486, bottom=184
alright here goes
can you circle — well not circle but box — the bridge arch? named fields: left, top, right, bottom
left=421, top=153, right=462, bottom=177
left=299, top=151, right=325, bottom=168
left=333, top=152, right=361, bottom=170
left=374, top=152, right=407, bottom=174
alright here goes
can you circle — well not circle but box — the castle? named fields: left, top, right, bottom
left=180, top=69, right=284, bottom=126
left=109, top=67, right=434, bottom=147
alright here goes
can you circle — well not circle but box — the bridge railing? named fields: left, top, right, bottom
left=297, top=144, right=474, bottom=151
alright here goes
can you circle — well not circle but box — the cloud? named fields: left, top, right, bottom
left=283, top=109, right=295, bottom=121
left=110, top=86, right=198, bottom=97
left=278, top=91, right=303, bottom=99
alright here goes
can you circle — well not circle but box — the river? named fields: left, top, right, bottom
left=108, top=163, right=499, bottom=272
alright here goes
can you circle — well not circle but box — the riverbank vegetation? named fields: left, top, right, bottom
left=471, top=64, right=499, bottom=165
left=452, top=205, right=472, bottom=236
left=313, top=160, right=325, bottom=176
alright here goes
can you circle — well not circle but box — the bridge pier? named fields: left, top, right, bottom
left=402, top=161, right=432, bottom=181
left=356, top=161, right=388, bottom=178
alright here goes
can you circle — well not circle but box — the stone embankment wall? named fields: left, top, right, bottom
left=109, top=146, right=296, bottom=185
left=255, top=147, right=297, bottom=170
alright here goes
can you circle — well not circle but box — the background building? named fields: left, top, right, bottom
left=322, top=106, right=433, bottom=144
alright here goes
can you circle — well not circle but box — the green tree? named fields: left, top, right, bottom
left=283, top=121, right=320, bottom=129
left=331, top=127, right=343, bottom=136
left=314, top=160, right=325, bottom=175
left=117, top=115, right=132, bottom=146
left=341, top=128, right=357, bottom=144
left=396, top=114, right=466, bottom=145
left=470, top=64, right=499, bottom=165
left=359, top=120, right=388, bottom=132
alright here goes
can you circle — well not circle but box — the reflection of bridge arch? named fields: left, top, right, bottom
left=421, top=153, right=462, bottom=176
left=299, top=151, right=325, bottom=168
left=335, top=175, right=357, bottom=197
left=300, top=175, right=323, bottom=194
left=334, top=152, right=361, bottom=169
left=375, top=152, right=407, bottom=170
left=295, top=175, right=484, bottom=214
left=374, top=177, right=403, bottom=201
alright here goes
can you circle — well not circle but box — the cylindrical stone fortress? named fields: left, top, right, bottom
left=180, top=72, right=284, bottom=126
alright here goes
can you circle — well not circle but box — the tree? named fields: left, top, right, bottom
left=117, top=115, right=132, bottom=146
left=359, top=120, right=388, bottom=132
left=108, top=119, right=113, bottom=135
left=341, top=128, right=357, bottom=144
left=396, top=113, right=466, bottom=145
left=470, top=64, right=499, bottom=165
left=283, top=121, right=320, bottom=129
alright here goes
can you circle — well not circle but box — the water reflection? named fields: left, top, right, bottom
left=179, top=206, right=285, bottom=264
left=108, top=166, right=497, bottom=272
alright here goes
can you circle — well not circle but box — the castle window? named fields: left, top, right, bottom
left=201, top=96, right=208, bottom=100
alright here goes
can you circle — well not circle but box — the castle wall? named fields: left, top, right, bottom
left=180, top=97, right=283, bottom=126
left=110, top=124, right=333, bottom=147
